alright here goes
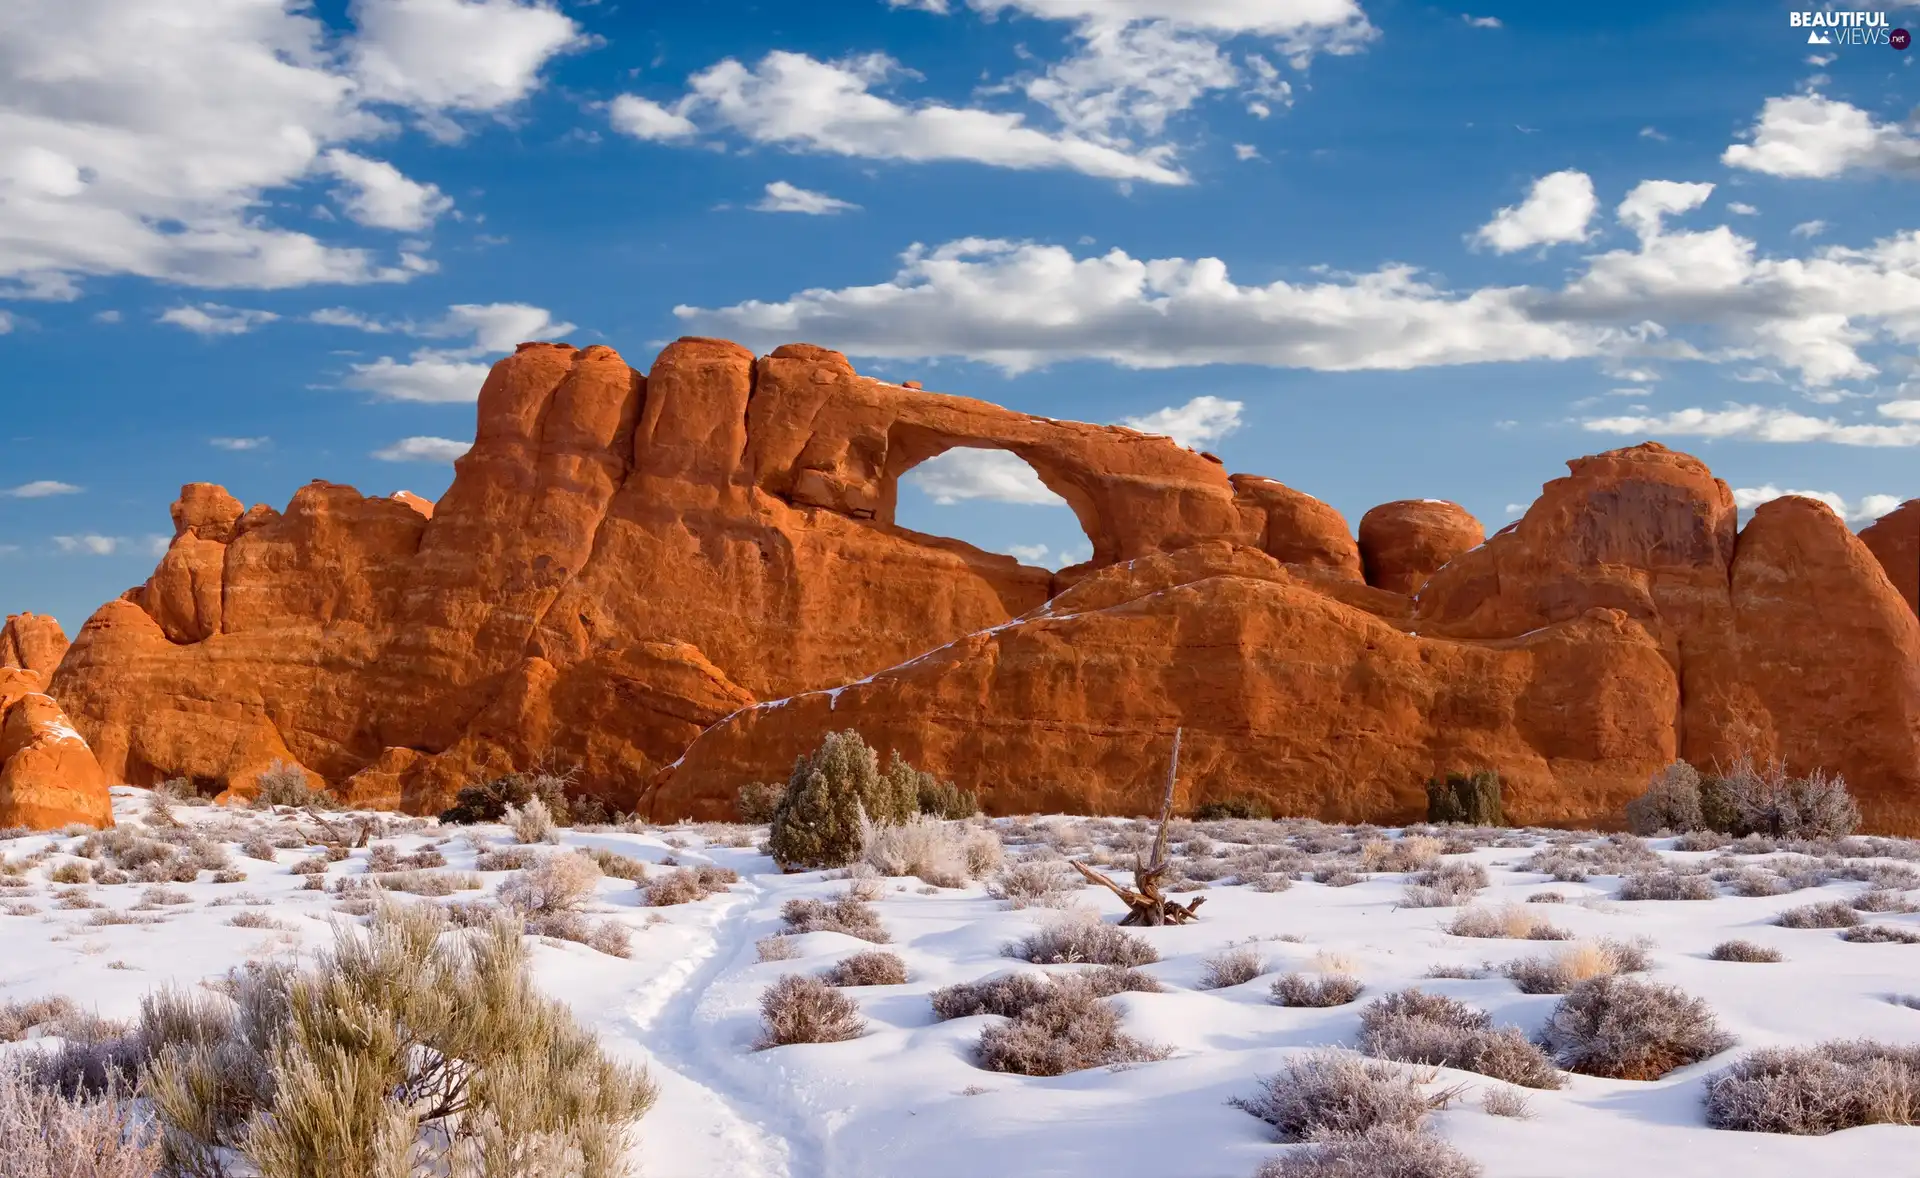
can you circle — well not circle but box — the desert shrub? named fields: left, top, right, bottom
left=249, top=760, right=336, bottom=810
left=1313, top=868, right=1364, bottom=888
left=1624, top=761, right=1706, bottom=834
left=141, top=903, right=654, bottom=1175
left=1841, top=924, right=1920, bottom=944
left=1482, top=1086, right=1531, bottom=1120
left=48, top=860, right=92, bottom=885
left=505, top=795, right=560, bottom=845
left=1192, top=795, right=1272, bottom=821
left=1082, top=964, right=1165, bottom=997
left=1007, top=914, right=1158, bottom=966
left=735, top=780, right=784, bottom=824
left=931, top=973, right=1055, bottom=1021
left=879, top=751, right=979, bottom=819
left=343, top=869, right=482, bottom=897
left=1198, top=946, right=1267, bottom=990
left=767, top=731, right=886, bottom=871
left=988, top=859, right=1078, bottom=909
left=239, top=836, right=278, bottom=862
left=974, top=978, right=1168, bottom=1076
left=1359, top=989, right=1562, bottom=1089
left=0, top=1060, right=159, bottom=1177
left=861, top=814, right=1000, bottom=887
left=1503, top=939, right=1648, bottom=995
left=1709, top=939, right=1783, bottom=962
left=1704, top=1041, right=1920, bottom=1135
left=1402, top=860, right=1488, bottom=908
left=781, top=894, right=890, bottom=943
left=1232, top=1051, right=1451, bottom=1141
left=823, top=950, right=908, bottom=987
left=473, top=845, right=540, bottom=872
left=584, top=847, right=649, bottom=882
left=1425, top=771, right=1502, bottom=827
left=1271, top=973, right=1364, bottom=1008
left=755, top=974, right=865, bottom=1049
left=1777, top=901, right=1862, bottom=929
left=226, top=911, right=292, bottom=930
left=0, top=995, right=81, bottom=1041
left=1543, top=976, right=1734, bottom=1079
left=1253, top=1124, right=1482, bottom=1178
left=1618, top=870, right=1718, bottom=901
left=1361, top=835, right=1442, bottom=874
left=438, top=768, right=580, bottom=826
left=1851, top=889, right=1919, bottom=913
left=1446, top=905, right=1568, bottom=941
left=757, top=935, right=799, bottom=962
left=499, top=852, right=602, bottom=916
left=643, top=865, right=739, bottom=907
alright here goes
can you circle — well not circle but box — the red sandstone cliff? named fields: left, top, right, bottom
left=0, top=614, right=111, bottom=828
left=32, top=338, right=1920, bottom=833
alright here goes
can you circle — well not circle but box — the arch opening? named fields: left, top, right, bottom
left=884, top=430, right=1101, bottom=572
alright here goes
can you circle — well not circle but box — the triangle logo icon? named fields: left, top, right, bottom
left=1808, top=29, right=1832, bottom=43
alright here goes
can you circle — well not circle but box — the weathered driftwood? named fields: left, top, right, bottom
left=1070, top=729, right=1205, bottom=926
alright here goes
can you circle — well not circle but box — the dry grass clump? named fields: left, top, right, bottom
left=1006, top=912, right=1158, bottom=966
left=781, top=894, right=890, bottom=943
left=338, top=869, right=482, bottom=897
left=48, top=860, right=91, bottom=884
left=1360, top=836, right=1442, bottom=874
left=974, top=977, right=1169, bottom=1076
left=1543, top=976, right=1734, bottom=1079
left=472, top=844, right=541, bottom=872
left=1231, top=1051, right=1454, bottom=1141
left=1198, top=945, right=1268, bottom=990
left=1253, top=1123, right=1482, bottom=1178
left=1776, top=900, right=1862, bottom=929
left=225, top=911, right=293, bottom=930
left=0, top=995, right=81, bottom=1041
left=1271, top=973, right=1365, bottom=1008
left=1708, top=939, right=1783, bottom=963
left=1312, top=867, right=1365, bottom=888
left=504, top=795, right=561, bottom=845
left=1841, top=924, right=1920, bottom=944
left=584, top=847, right=650, bottom=882
left=822, top=951, right=908, bottom=987
left=1519, top=835, right=1659, bottom=882
left=861, top=815, right=1002, bottom=887
left=499, top=852, right=602, bottom=914
left=987, top=859, right=1079, bottom=909
left=1705, top=1041, right=1920, bottom=1135
left=931, top=973, right=1055, bottom=1021
left=1503, top=939, right=1649, bottom=995
left=1851, top=889, right=1920, bottom=914
left=756, top=935, right=799, bottom=962
left=1618, top=870, right=1718, bottom=901
left=643, top=864, right=740, bottom=907
left=1402, top=861, right=1489, bottom=908
left=247, top=759, right=337, bottom=810
left=365, top=842, right=448, bottom=873
left=1359, top=989, right=1562, bottom=1089
left=1445, top=904, right=1569, bottom=941
left=1481, top=1086, right=1532, bottom=1120
left=756, top=974, right=866, bottom=1049
left=0, top=1060, right=159, bottom=1177
left=132, top=903, right=654, bottom=1175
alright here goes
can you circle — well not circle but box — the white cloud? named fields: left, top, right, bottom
left=373, top=435, right=471, bottom=462
left=1726, top=202, right=1758, bottom=215
left=92, top=309, right=121, bottom=323
left=1472, top=170, right=1598, bottom=253
left=906, top=449, right=1066, bottom=505
left=1463, top=14, right=1501, bottom=28
left=1723, top=93, right=1920, bottom=179
left=53, top=534, right=119, bottom=555
left=1119, top=395, right=1244, bottom=447
left=963, top=0, right=1374, bottom=41
left=608, top=95, right=698, bottom=141
left=209, top=436, right=269, bottom=451
left=1614, top=179, right=1714, bottom=239
left=1504, top=502, right=1526, bottom=515
left=1004, top=542, right=1052, bottom=563
left=1639, top=126, right=1668, bottom=141
left=310, top=307, right=395, bottom=332
left=0, top=311, right=13, bottom=334
left=1019, top=20, right=1257, bottom=142
left=1234, top=143, right=1262, bottom=161
left=752, top=181, right=860, bottom=215
left=320, top=150, right=454, bottom=231
left=1731, top=484, right=1905, bottom=522
left=1583, top=402, right=1920, bottom=447
left=0, top=0, right=578, bottom=297
left=158, top=304, right=280, bottom=336
left=611, top=51, right=1188, bottom=184
left=3, top=480, right=81, bottom=498
left=343, top=301, right=574, bottom=402
left=1791, top=219, right=1827, bottom=238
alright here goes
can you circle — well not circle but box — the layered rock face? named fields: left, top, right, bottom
left=1861, top=501, right=1919, bottom=619
left=0, top=618, right=112, bottom=828
left=39, top=338, right=1920, bottom=833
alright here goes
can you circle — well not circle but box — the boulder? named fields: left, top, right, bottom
left=0, top=669, right=112, bottom=829
left=1358, top=500, right=1484, bottom=594
left=0, top=613, right=68, bottom=677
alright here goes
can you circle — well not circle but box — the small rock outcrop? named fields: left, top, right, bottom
left=1, top=613, right=69, bottom=677
left=1861, top=500, right=1919, bottom=619
left=1357, top=500, right=1485, bottom=594
left=0, top=667, right=112, bottom=829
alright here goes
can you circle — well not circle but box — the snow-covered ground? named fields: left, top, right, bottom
left=4, top=787, right=1920, bottom=1177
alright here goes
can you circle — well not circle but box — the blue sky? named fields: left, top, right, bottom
left=3, top=0, right=1919, bottom=633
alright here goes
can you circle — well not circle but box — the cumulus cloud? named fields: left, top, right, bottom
left=1463, top=14, right=1502, bottom=28
left=608, top=95, right=698, bottom=141
left=0, top=311, right=13, bottom=334
left=1731, top=484, right=1905, bottom=522
left=1791, top=219, right=1827, bottom=238
left=341, top=301, right=575, bottom=402
left=1003, top=542, right=1052, bottom=563
left=1727, top=202, right=1758, bottom=215
left=209, top=436, right=269, bottom=451
left=752, top=181, right=860, bottom=214
left=0, top=0, right=580, bottom=297
left=906, top=449, right=1065, bottom=505
left=1119, top=395, right=1243, bottom=447
left=53, top=534, right=120, bottom=555
left=373, top=435, right=471, bottom=462
left=1723, top=93, right=1920, bottom=179
left=1472, top=170, right=1598, bottom=253
left=3, top=480, right=81, bottom=498
left=159, top=304, right=280, bottom=336
left=1582, top=401, right=1920, bottom=447
left=1613, top=179, right=1714, bottom=239
left=320, top=150, right=454, bottom=231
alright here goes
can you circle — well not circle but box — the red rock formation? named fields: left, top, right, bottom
left=42, top=340, right=1920, bottom=834
left=1357, top=500, right=1484, bottom=594
left=0, top=668, right=112, bottom=829
left=1, top=613, right=69, bottom=677
left=1861, top=500, right=1918, bottom=618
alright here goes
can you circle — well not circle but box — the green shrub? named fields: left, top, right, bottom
left=440, top=769, right=583, bottom=826
left=1192, top=796, right=1272, bottom=821
left=768, top=731, right=913, bottom=870
left=736, top=781, right=784, bottom=824
left=1425, top=771, right=1503, bottom=827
